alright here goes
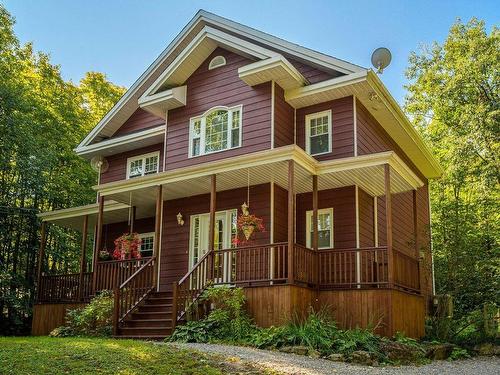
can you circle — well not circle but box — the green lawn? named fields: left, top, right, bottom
left=0, top=337, right=265, bottom=375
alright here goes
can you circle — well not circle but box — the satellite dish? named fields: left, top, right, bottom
left=371, top=47, right=392, bottom=74
left=90, top=155, right=109, bottom=173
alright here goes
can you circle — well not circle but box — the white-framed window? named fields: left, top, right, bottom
left=189, top=105, right=242, bottom=157
left=306, top=208, right=334, bottom=249
left=138, top=232, right=155, bottom=257
left=126, top=151, right=160, bottom=179
left=208, top=55, right=226, bottom=70
left=305, top=110, right=332, bottom=156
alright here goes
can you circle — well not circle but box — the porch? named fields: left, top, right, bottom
left=34, top=145, right=425, bottom=337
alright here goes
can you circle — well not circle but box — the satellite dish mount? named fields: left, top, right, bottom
left=371, top=47, right=392, bottom=74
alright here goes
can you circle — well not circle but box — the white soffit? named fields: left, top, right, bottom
left=238, top=55, right=308, bottom=90
left=138, top=86, right=187, bottom=119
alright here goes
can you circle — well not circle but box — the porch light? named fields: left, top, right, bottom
left=177, top=212, right=184, bottom=226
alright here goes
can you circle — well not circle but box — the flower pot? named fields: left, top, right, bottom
left=242, top=224, right=255, bottom=240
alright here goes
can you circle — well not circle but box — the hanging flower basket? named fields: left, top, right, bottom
left=237, top=214, right=265, bottom=241
left=112, top=232, right=142, bottom=260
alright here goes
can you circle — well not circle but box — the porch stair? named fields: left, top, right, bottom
left=115, top=291, right=175, bottom=340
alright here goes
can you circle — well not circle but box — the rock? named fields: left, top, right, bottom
left=279, top=346, right=309, bottom=356
left=308, top=349, right=321, bottom=358
left=425, top=343, right=454, bottom=360
left=473, top=343, right=500, bottom=356
left=380, top=341, right=424, bottom=363
left=350, top=350, right=378, bottom=366
left=326, top=353, right=345, bottom=362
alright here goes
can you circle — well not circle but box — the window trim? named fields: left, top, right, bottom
left=188, top=105, right=243, bottom=158
left=126, top=151, right=160, bottom=179
left=208, top=55, right=227, bottom=70
left=306, top=207, right=334, bottom=249
left=305, top=110, right=332, bottom=156
left=138, top=232, right=155, bottom=256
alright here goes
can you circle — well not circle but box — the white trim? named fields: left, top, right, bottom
left=126, top=151, right=161, bottom=179
left=305, top=110, right=332, bottom=156
left=353, top=95, right=358, bottom=157
left=38, top=200, right=130, bottom=221
left=374, top=196, right=379, bottom=247
left=270, top=180, right=274, bottom=243
left=138, top=232, right=155, bottom=253
left=163, top=110, right=168, bottom=171
left=293, top=108, right=296, bottom=144
left=75, top=126, right=165, bottom=158
left=188, top=105, right=243, bottom=158
left=306, top=207, right=334, bottom=249
left=355, top=185, right=361, bottom=286
left=157, top=198, right=163, bottom=291
left=208, top=55, right=226, bottom=70
left=271, top=81, right=275, bottom=149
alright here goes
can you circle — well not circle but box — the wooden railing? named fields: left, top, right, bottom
left=37, top=272, right=92, bottom=302
left=318, top=246, right=389, bottom=289
left=94, top=257, right=152, bottom=292
left=394, top=249, right=420, bottom=293
left=113, top=257, right=156, bottom=335
left=294, top=244, right=318, bottom=287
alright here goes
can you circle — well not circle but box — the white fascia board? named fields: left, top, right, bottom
left=197, top=10, right=365, bottom=74
left=38, top=200, right=130, bottom=221
left=75, top=126, right=165, bottom=158
left=141, top=26, right=278, bottom=99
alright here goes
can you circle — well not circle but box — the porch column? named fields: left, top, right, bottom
left=208, top=174, right=216, bottom=280
left=312, top=174, right=319, bottom=289
left=129, top=206, right=136, bottom=233
left=36, top=221, right=47, bottom=302
left=413, top=189, right=421, bottom=291
left=92, top=195, right=104, bottom=294
left=78, top=215, right=89, bottom=301
left=384, top=164, right=394, bottom=287
left=153, top=185, right=163, bottom=288
left=287, top=160, right=295, bottom=284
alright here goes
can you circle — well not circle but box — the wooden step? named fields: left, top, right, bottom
left=136, top=304, right=172, bottom=313
left=114, top=335, right=167, bottom=340
left=131, top=311, right=172, bottom=320
left=144, top=297, right=173, bottom=305
left=149, top=292, right=173, bottom=298
left=122, top=319, right=172, bottom=328
left=119, top=326, right=172, bottom=336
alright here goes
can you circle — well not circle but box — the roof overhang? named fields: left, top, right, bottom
left=138, top=86, right=187, bottom=119
left=77, top=10, right=362, bottom=149
left=75, top=125, right=165, bottom=159
left=285, top=70, right=443, bottom=179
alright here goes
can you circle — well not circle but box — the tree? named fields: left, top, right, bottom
left=0, top=5, right=125, bottom=334
left=405, top=18, right=499, bottom=316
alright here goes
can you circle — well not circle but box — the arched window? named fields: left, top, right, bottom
left=208, top=55, right=226, bottom=70
left=189, top=105, right=242, bottom=157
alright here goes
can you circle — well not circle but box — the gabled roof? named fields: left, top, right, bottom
left=75, top=9, right=365, bottom=151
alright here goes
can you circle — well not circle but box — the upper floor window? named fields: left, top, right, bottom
left=306, top=208, right=334, bottom=249
left=208, top=56, right=226, bottom=70
left=305, top=110, right=332, bottom=156
left=189, top=106, right=242, bottom=157
left=127, top=151, right=160, bottom=179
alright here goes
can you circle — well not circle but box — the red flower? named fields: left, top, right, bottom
left=112, top=232, right=142, bottom=260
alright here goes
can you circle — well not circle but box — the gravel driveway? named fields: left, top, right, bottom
left=166, top=342, right=500, bottom=375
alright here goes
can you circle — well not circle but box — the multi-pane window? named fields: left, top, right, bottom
left=139, top=233, right=155, bottom=257
left=127, top=152, right=160, bottom=179
left=306, top=208, right=334, bottom=249
left=191, top=217, right=200, bottom=264
left=305, top=110, right=332, bottom=156
left=189, top=106, right=242, bottom=157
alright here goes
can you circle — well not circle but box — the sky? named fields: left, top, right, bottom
left=3, top=0, right=499, bottom=104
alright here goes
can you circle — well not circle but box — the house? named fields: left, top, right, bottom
left=32, top=10, right=442, bottom=339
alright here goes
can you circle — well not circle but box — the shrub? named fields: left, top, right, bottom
left=49, top=291, right=114, bottom=337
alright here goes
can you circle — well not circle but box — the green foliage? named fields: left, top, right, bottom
left=169, top=287, right=258, bottom=343
left=50, top=291, right=114, bottom=337
left=405, top=18, right=499, bottom=318
left=0, top=4, right=125, bottom=335
left=449, top=347, right=471, bottom=361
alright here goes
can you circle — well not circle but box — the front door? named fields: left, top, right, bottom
left=189, top=210, right=237, bottom=284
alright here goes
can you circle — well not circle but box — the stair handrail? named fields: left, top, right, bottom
left=172, top=248, right=214, bottom=330
left=112, top=256, right=156, bottom=336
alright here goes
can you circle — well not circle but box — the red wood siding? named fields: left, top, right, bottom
left=358, top=188, right=375, bottom=247
left=288, top=58, right=341, bottom=84
left=296, top=96, right=354, bottom=161
left=102, top=217, right=155, bottom=252
left=113, top=108, right=165, bottom=137
left=273, top=84, right=295, bottom=147
left=273, top=184, right=288, bottom=243
left=99, top=143, right=164, bottom=184
left=296, top=186, right=356, bottom=249
left=165, top=48, right=272, bottom=171
left=159, top=183, right=271, bottom=291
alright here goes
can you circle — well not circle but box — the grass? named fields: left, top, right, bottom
left=0, top=337, right=269, bottom=375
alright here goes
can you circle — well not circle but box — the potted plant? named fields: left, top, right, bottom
left=112, top=232, right=142, bottom=260
left=237, top=213, right=265, bottom=241
left=98, top=250, right=112, bottom=261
